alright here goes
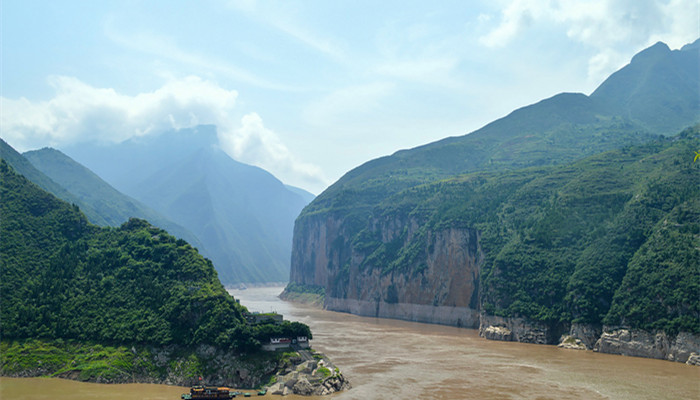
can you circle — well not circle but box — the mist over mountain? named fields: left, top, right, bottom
left=62, top=126, right=313, bottom=284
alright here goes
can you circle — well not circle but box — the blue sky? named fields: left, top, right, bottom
left=2, top=0, right=698, bottom=193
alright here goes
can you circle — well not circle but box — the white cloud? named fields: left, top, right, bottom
left=1, top=75, right=237, bottom=147
left=220, top=113, right=328, bottom=190
left=0, top=75, right=327, bottom=191
left=479, top=0, right=699, bottom=81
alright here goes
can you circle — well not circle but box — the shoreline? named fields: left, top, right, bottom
left=279, top=294, right=700, bottom=366
left=0, top=339, right=349, bottom=396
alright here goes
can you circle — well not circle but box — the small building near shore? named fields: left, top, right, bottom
left=262, top=336, right=310, bottom=351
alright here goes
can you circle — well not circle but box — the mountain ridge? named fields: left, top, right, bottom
left=62, top=127, right=313, bottom=284
left=284, top=40, right=700, bottom=362
left=22, top=147, right=205, bottom=251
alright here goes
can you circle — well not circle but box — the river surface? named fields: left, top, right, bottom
left=2, top=286, right=699, bottom=399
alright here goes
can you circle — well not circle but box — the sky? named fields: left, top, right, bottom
left=1, top=0, right=698, bottom=194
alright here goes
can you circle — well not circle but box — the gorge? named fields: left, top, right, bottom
left=283, top=40, right=700, bottom=364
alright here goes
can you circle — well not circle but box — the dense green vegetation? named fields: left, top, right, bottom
left=1, top=339, right=157, bottom=382
left=0, top=138, right=110, bottom=226
left=280, top=283, right=326, bottom=306
left=0, top=338, right=291, bottom=386
left=290, top=41, right=699, bottom=337
left=0, top=160, right=310, bottom=353
left=330, top=128, right=700, bottom=333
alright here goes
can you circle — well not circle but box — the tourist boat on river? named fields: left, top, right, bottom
left=181, top=386, right=239, bottom=399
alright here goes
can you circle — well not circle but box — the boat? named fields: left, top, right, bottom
left=181, top=386, right=238, bottom=399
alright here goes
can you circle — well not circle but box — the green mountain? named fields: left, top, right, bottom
left=590, top=39, right=700, bottom=135
left=62, top=126, right=313, bottom=284
left=22, top=147, right=204, bottom=251
left=0, top=159, right=310, bottom=349
left=285, top=40, right=700, bottom=353
left=0, top=138, right=110, bottom=226
left=373, top=129, right=698, bottom=332
left=305, top=40, right=698, bottom=220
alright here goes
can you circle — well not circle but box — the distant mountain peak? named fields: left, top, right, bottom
left=629, top=41, right=671, bottom=64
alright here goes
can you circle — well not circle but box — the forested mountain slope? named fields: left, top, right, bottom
left=0, top=160, right=309, bottom=349
left=22, top=147, right=203, bottom=251
left=285, top=40, right=700, bottom=362
left=1, top=138, right=110, bottom=226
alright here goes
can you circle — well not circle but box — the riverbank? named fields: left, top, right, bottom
left=279, top=283, right=324, bottom=307
left=265, top=348, right=349, bottom=396
left=0, top=339, right=348, bottom=395
left=280, top=285, right=700, bottom=366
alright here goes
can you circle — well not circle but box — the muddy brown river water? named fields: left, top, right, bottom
left=2, top=286, right=699, bottom=399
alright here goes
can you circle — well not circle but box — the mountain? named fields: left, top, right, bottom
left=0, top=159, right=241, bottom=346
left=0, top=138, right=110, bottom=226
left=590, top=39, right=700, bottom=135
left=285, top=184, right=316, bottom=204
left=62, top=126, right=313, bottom=284
left=22, top=147, right=204, bottom=250
left=304, top=40, right=698, bottom=219
left=0, top=160, right=312, bottom=383
left=284, top=41, right=700, bottom=362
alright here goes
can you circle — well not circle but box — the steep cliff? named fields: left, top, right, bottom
left=289, top=212, right=482, bottom=326
left=285, top=41, right=700, bottom=364
left=286, top=127, right=700, bottom=363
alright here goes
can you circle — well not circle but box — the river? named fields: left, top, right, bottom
left=2, top=286, right=699, bottom=399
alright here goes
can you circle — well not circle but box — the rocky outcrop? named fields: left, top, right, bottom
left=593, top=329, right=700, bottom=363
left=565, top=323, right=602, bottom=350
left=325, top=297, right=479, bottom=327
left=557, top=336, right=587, bottom=350
left=268, top=351, right=350, bottom=396
left=478, top=314, right=567, bottom=345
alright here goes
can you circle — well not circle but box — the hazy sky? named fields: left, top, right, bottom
left=2, top=0, right=698, bottom=193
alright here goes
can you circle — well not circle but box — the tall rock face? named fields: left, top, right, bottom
left=285, top=41, right=700, bottom=363
left=291, top=213, right=482, bottom=327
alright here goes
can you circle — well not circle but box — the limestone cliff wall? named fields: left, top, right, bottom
left=290, top=213, right=482, bottom=328
left=325, top=297, right=479, bottom=327
left=478, top=317, right=700, bottom=365
left=289, top=215, right=344, bottom=288
left=594, top=328, right=700, bottom=364
left=290, top=214, right=699, bottom=365
left=478, top=314, right=567, bottom=345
